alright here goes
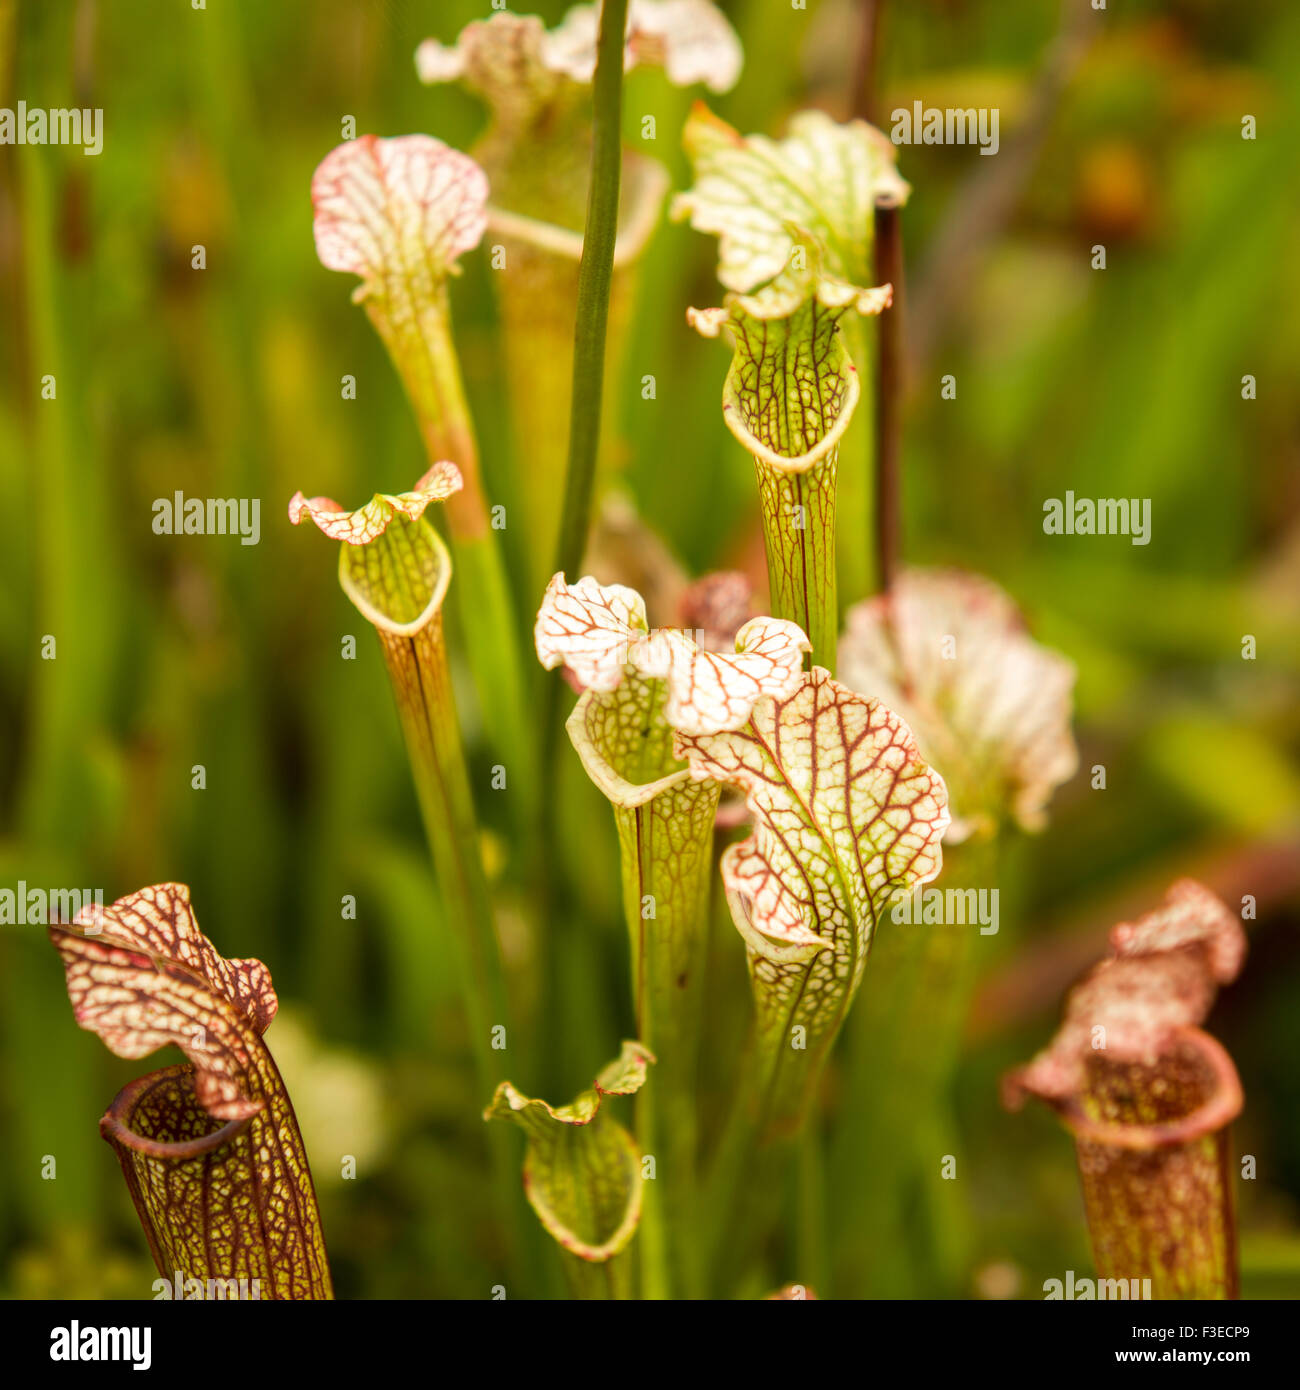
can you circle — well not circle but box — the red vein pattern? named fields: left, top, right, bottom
left=690, top=289, right=864, bottom=670
left=725, top=298, right=852, bottom=466
left=676, top=668, right=949, bottom=1135
left=311, top=135, right=487, bottom=289
left=535, top=572, right=649, bottom=693
left=1004, top=881, right=1247, bottom=1300
left=536, top=572, right=808, bottom=732
left=1006, top=879, right=1245, bottom=1107
left=288, top=461, right=462, bottom=545
left=50, top=884, right=333, bottom=1299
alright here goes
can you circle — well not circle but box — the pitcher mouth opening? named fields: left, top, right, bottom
left=100, top=1064, right=252, bottom=1160
left=1055, top=1026, right=1244, bottom=1152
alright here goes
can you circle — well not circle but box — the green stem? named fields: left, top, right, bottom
left=563, top=669, right=718, bottom=1296
left=398, top=299, right=537, bottom=818
left=373, top=619, right=518, bottom=1260
left=701, top=1011, right=836, bottom=1294
left=494, top=239, right=641, bottom=604
left=701, top=1104, right=792, bottom=1295
left=615, top=781, right=720, bottom=1299
left=755, top=456, right=840, bottom=674
left=552, top=0, right=628, bottom=580
left=795, top=1120, right=829, bottom=1294
left=496, top=241, right=581, bottom=603
left=363, top=286, right=535, bottom=829
left=377, top=621, right=506, bottom=1057
left=538, top=0, right=630, bottom=1103
left=562, top=1250, right=635, bottom=1300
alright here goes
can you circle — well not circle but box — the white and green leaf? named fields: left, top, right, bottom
left=673, top=104, right=908, bottom=304
left=675, top=668, right=950, bottom=1136
left=312, top=135, right=488, bottom=299
left=840, top=568, right=1078, bottom=841
left=536, top=572, right=808, bottom=734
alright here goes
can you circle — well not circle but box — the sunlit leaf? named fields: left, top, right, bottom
left=673, top=104, right=908, bottom=305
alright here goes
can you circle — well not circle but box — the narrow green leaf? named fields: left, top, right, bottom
left=290, top=473, right=516, bottom=1251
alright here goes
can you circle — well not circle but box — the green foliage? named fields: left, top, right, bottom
left=1, top=0, right=1297, bottom=1299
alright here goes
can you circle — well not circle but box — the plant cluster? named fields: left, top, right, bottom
left=43, top=1, right=1253, bottom=1302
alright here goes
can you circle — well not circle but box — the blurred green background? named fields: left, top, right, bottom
left=1, top=0, right=1297, bottom=1299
